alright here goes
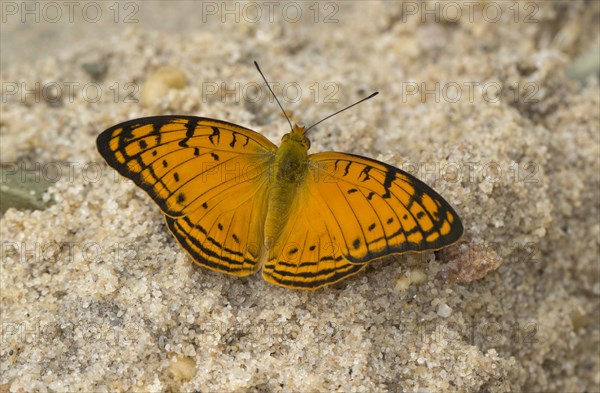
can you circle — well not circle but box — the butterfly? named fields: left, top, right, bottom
left=96, top=62, right=463, bottom=289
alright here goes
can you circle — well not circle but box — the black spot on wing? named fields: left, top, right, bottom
left=353, top=238, right=361, bottom=249
left=209, top=127, right=221, bottom=145
left=177, top=193, right=186, bottom=203
left=368, top=223, right=376, bottom=231
left=173, top=172, right=180, bottom=182
left=344, top=162, right=352, bottom=177
left=179, top=118, right=198, bottom=148
left=360, top=166, right=372, bottom=181
left=407, top=188, right=424, bottom=213
left=230, top=132, right=237, bottom=148
left=139, top=140, right=148, bottom=149
left=382, top=170, right=396, bottom=199
left=210, top=152, right=220, bottom=161
left=348, top=188, right=358, bottom=194
left=413, top=188, right=424, bottom=203
left=232, top=234, right=240, bottom=244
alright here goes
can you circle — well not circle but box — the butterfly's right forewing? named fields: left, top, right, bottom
left=96, top=116, right=277, bottom=217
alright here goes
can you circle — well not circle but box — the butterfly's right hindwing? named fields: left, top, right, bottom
left=164, top=170, right=271, bottom=276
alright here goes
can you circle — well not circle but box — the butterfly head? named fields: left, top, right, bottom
left=282, top=123, right=311, bottom=150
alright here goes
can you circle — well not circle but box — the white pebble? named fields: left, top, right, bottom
left=437, top=303, right=452, bottom=318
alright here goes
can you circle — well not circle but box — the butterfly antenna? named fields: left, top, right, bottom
left=305, top=91, right=379, bottom=134
left=254, top=61, right=294, bottom=132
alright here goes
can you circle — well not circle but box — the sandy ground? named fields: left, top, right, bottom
left=1, top=1, right=599, bottom=392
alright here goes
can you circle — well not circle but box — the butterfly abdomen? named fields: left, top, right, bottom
left=264, top=133, right=310, bottom=245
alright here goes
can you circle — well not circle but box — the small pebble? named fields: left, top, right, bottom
left=141, top=66, right=188, bottom=107
left=437, top=303, right=452, bottom=318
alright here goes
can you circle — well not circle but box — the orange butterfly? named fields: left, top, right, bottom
left=96, top=63, right=463, bottom=289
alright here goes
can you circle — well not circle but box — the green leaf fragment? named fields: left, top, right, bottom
left=0, top=166, right=53, bottom=213
left=566, top=48, right=600, bottom=83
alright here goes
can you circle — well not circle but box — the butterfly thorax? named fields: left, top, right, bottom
left=264, top=124, right=310, bottom=245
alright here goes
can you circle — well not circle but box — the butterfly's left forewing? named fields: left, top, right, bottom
left=97, top=116, right=277, bottom=275
left=310, top=152, right=463, bottom=261
left=262, top=152, right=463, bottom=289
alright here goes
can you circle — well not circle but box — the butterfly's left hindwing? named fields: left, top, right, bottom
left=97, top=116, right=277, bottom=275
left=262, top=152, right=463, bottom=289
